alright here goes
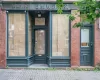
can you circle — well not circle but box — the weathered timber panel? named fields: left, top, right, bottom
left=8, top=13, right=25, bottom=56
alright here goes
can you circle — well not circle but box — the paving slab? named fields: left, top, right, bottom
left=0, top=69, right=100, bottom=80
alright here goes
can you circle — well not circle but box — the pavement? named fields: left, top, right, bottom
left=0, top=69, right=100, bottom=80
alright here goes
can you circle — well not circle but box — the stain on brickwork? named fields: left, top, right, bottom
left=0, top=8, right=6, bottom=68
left=94, top=22, right=100, bottom=66
left=71, top=10, right=80, bottom=67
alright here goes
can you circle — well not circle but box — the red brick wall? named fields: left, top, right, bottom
left=71, top=10, right=80, bottom=67
left=71, top=12, right=100, bottom=67
left=0, top=8, right=6, bottom=68
left=94, top=22, right=100, bottom=66
left=0, top=4, right=100, bottom=68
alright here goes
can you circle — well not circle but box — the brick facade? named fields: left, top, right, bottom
left=71, top=10, right=80, bottom=67
left=94, top=22, right=100, bottom=66
left=0, top=8, right=6, bottom=68
left=0, top=0, right=100, bottom=68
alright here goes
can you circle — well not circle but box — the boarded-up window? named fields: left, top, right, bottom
left=8, top=13, right=25, bottom=56
left=35, top=18, right=45, bottom=26
left=52, top=14, right=69, bottom=56
left=28, top=14, right=32, bottom=56
left=35, top=30, right=45, bottom=55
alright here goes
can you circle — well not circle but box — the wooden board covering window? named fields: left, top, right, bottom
left=35, top=30, right=45, bottom=55
left=28, top=14, right=32, bottom=56
left=8, top=13, right=25, bottom=56
left=35, top=18, right=45, bottom=26
left=52, top=14, right=69, bottom=56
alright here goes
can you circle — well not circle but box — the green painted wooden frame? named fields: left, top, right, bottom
left=80, top=24, right=94, bottom=66
left=6, top=10, right=71, bottom=67
left=6, top=10, right=28, bottom=58
left=32, top=11, right=49, bottom=63
left=50, top=11, right=71, bottom=58
left=1, top=1, right=78, bottom=10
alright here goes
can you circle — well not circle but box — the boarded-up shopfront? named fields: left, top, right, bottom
left=0, top=0, right=100, bottom=68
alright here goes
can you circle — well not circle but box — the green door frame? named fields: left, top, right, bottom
left=32, top=27, right=48, bottom=63
left=31, top=11, right=49, bottom=64
left=80, top=24, right=94, bottom=66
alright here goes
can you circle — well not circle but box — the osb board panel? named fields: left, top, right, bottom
left=35, top=30, right=45, bottom=55
left=8, top=13, right=25, bottom=56
left=35, top=18, right=45, bottom=26
left=28, top=14, right=32, bottom=56
left=52, top=14, right=69, bottom=56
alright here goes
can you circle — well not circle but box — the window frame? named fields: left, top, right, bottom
left=50, top=11, right=71, bottom=57
left=7, top=11, right=27, bottom=58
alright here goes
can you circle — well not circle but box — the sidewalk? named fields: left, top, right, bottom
left=0, top=69, right=100, bottom=80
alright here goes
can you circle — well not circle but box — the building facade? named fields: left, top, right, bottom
left=0, top=0, right=100, bottom=68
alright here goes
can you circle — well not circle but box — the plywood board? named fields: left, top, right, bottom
left=35, top=18, right=45, bottom=25
left=52, top=14, right=69, bottom=56
left=8, top=13, right=25, bottom=56
left=28, top=14, right=32, bottom=56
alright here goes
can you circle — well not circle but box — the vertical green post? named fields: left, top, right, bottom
left=25, top=11, right=28, bottom=57
left=49, top=11, right=52, bottom=67
left=6, top=11, right=9, bottom=57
